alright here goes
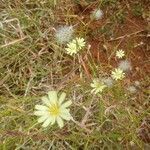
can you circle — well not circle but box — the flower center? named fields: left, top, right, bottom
left=96, top=83, right=102, bottom=88
left=49, top=103, right=60, bottom=116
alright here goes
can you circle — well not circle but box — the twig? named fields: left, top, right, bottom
left=71, top=118, right=92, bottom=133
left=81, top=98, right=94, bottom=126
left=24, top=76, right=34, bottom=97
left=78, top=54, right=92, bottom=79
left=3, top=84, right=17, bottom=99
left=0, top=36, right=27, bottom=48
left=3, top=130, right=48, bottom=141
left=108, top=30, right=145, bottom=42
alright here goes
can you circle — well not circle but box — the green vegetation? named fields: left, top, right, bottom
left=0, top=0, right=149, bottom=149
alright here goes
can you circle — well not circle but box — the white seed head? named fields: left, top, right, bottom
left=134, top=81, right=140, bottom=87
left=118, top=60, right=132, bottom=72
left=90, top=9, right=103, bottom=20
left=55, top=25, right=74, bottom=44
left=102, top=77, right=114, bottom=87
left=127, top=86, right=137, bottom=93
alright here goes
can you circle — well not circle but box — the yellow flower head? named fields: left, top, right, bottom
left=65, top=37, right=85, bottom=55
left=111, top=68, right=125, bottom=80
left=34, top=91, right=72, bottom=128
left=90, top=79, right=107, bottom=94
left=116, top=49, right=125, bottom=58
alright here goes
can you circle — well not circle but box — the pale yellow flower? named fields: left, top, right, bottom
left=90, top=79, right=106, bottom=94
left=72, top=37, right=85, bottom=50
left=65, top=37, right=85, bottom=55
left=111, top=68, right=125, bottom=80
left=116, top=49, right=125, bottom=58
left=65, top=42, right=77, bottom=55
left=34, top=91, right=72, bottom=128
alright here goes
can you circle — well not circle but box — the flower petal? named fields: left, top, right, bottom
left=91, top=89, right=95, bottom=93
left=58, top=92, right=66, bottom=104
left=34, top=111, right=49, bottom=116
left=42, top=118, right=52, bottom=127
left=35, top=105, right=48, bottom=111
left=90, top=83, right=95, bottom=88
left=95, top=89, right=99, bottom=94
left=60, top=113, right=72, bottom=121
left=61, top=100, right=72, bottom=108
left=38, top=115, right=49, bottom=123
left=60, top=108, right=70, bottom=113
left=48, top=91, right=58, bottom=104
left=60, top=108, right=72, bottom=120
left=56, top=117, right=64, bottom=128
left=50, top=116, right=56, bottom=125
left=41, top=96, right=51, bottom=106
